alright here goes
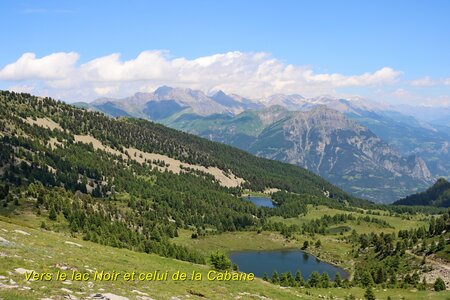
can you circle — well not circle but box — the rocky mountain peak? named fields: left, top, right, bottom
left=154, top=85, right=174, bottom=96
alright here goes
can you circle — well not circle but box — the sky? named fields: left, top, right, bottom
left=0, top=0, right=449, bottom=106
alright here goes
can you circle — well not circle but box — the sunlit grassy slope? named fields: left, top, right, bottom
left=2, top=217, right=449, bottom=299
left=0, top=218, right=300, bottom=300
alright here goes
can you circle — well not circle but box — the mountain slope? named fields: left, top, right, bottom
left=2, top=91, right=356, bottom=199
left=0, top=218, right=303, bottom=300
left=255, top=95, right=450, bottom=180
left=394, top=178, right=450, bottom=207
left=0, top=91, right=368, bottom=259
left=3, top=91, right=450, bottom=299
left=167, top=106, right=432, bottom=202
left=79, top=87, right=447, bottom=202
left=344, top=109, right=450, bottom=178
left=86, top=86, right=235, bottom=120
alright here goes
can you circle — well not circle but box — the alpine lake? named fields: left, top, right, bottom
left=239, top=196, right=348, bottom=279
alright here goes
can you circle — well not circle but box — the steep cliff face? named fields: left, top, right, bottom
left=279, top=107, right=431, bottom=180
left=246, top=106, right=432, bottom=202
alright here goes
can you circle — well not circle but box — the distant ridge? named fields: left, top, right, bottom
left=394, top=178, right=450, bottom=207
left=74, top=86, right=450, bottom=202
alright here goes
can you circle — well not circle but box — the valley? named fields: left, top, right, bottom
left=80, top=87, right=450, bottom=203
left=1, top=91, right=450, bottom=299
left=2, top=217, right=450, bottom=300
left=2, top=2, right=449, bottom=299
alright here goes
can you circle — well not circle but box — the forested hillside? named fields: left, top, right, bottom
left=0, top=91, right=356, bottom=199
left=394, top=178, right=450, bottom=207
left=2, top=91, right=450, bottom=298
left=0, top=91, right=368, bottom=262
left=84, top=88, right=449, bottom=203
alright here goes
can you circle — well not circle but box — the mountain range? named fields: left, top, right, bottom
left=75, top=86, right=450, bottom=203
left=2, top=91, right=449, bottom=299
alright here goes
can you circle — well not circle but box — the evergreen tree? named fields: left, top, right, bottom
left=375, top=267, right=386, bottom=284
left=434, top=277, right=446, bottom=291
left=308, top=271, right=320, bottom=287
left=49, top=206, right=57, bottom=221
left=429, top=217, right=436, bottom=235
left=364, top=287, right=375, bottom=300
left=209, top=252, right=231, bottom=270
left=360, top=270, right=374, bottom=287
left=271, top=271, right=280, bottom=284
left=320, top=272, right=330, bottom=288
left=315, top=239, right=322, bottom=248
left=437, top=235, right=446, bottom=251
left=302, top=240, right=309, bottom=250
left=295, top=271, right=305, bottom=286
left=334, top=273, right=342, bottom=287
left=280, top=272, right=290, bottom=287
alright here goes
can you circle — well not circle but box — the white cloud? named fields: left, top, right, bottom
left=303, top=67, right=400, bottom=87
left=411, top=76, right=438, bottom=87
left=8, top=84, right=35, bottom=94
left=415, top=96, right=450, bottom=107
left=393, top=88, right=408, bottom=97
left=93, top=86, right=119, bottom=96
left=0, top=50, right=402, bottom=101
left=411, top=76, right=450, bottom=87
left=0, top=52, right=78, bottom=81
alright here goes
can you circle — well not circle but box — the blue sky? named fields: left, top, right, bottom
left=1, top=0, right=449, bottom=105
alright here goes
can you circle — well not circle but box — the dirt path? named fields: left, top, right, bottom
left=407, top=250, right=450, bottom=287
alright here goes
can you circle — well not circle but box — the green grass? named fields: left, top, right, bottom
left=241, top=189, right=270, bottom=197
left=293, top=234, right=355, bottom=272
left=174, top=204, right=431, bottom=275
left=301, top=287, right=450, bottom=300
left=173, top=229, right=300, bottom=255
left=0, top=219, right=301, bottom=300
left=270, top=205, right=429, bottom=235
left=1, top=219, right=449, bottom=299
left=435, top=244, right=450, bottom=261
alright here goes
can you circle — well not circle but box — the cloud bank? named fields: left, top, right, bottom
left=0, top=51, right=402, bottom=102
left=411, top=76, right=450, bottom=87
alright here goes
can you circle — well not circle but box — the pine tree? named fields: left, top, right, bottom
left=280, top=272, right=290, bottom=287
left=295, top=271, right=305, bottom=286
left=360, top=234, right=369, bottom=249
left=437, top=235, right=446, bottom=251
left=209, top=252, right=231, bottom=270
left=364, top=287, right=375, bottom=300
left=271, top=271, right=280, bottom=284
left=429, top=217, right=436, bottom=235
left=315, top=239, right=322, bottom=248
left=361, top=270, right=374, bottom=287
left=375, top=267, right=386, bottom=284
left=308, top=271, right=320, bottom=287
left=320, top=272, right=330, bottom=288
left=434, top=277, right=446, bottom=291
left=334, top=272, right=342, bottom=287
left=302, top=240, right=309, bottom=249
left=49, top=206, right=57, bottom=221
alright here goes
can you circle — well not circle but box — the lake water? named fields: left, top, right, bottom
left=229, top=249, right=348, bottom=279
left=245, top=196, right=275, bottom=208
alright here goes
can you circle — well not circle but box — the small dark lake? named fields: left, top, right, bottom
left=245, top=196, right=275, bottom=208
left=229, top=249, right=348, bottom=279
